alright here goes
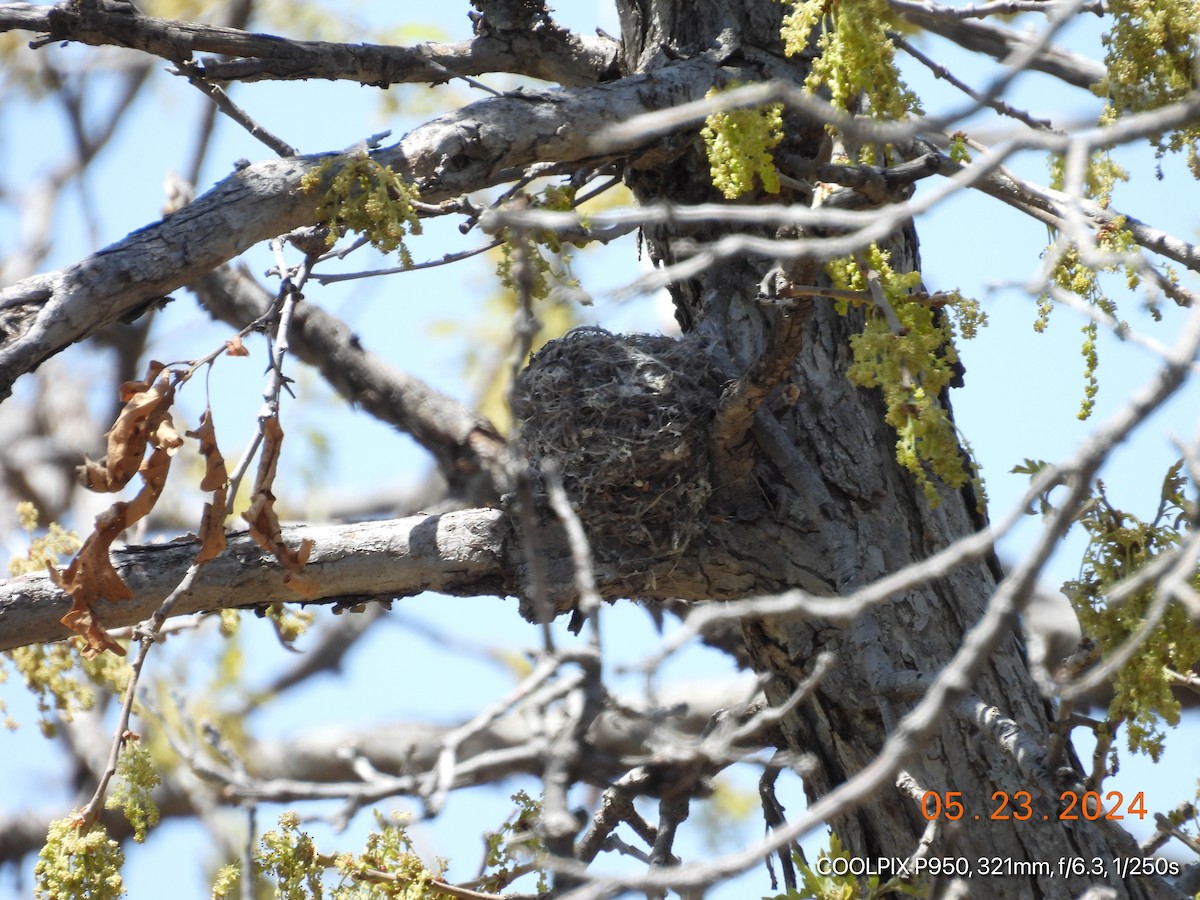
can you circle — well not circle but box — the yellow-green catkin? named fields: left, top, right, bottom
left=1040, top=152, right=1138, bottom=420
left=35, top=815, right=126, bottom=900
left=1062, top=463, right=1200, bottom=760
left=827, top=245, right=985, bottom=507
left=1097, top=0, right=1200, bottom=176
left=700, top=88, right=784, bottom=199
left=105, top=736, right=161, bottom=843
left=496, top=184, right=580, bottom=302
left=300, top=154, right=422, bottom=263
left=780, top=0, right=922, bottom=122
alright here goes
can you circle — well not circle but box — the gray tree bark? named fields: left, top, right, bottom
left=611, top=1, right=1175, bottom=896
left=0, top=2, right=1189, bottom=896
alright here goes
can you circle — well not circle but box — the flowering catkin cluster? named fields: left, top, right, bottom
left=827, top=245, right=985, bottom=507
left=301, top=154, right=423, bottom=264
left=1097, top=0, right=1200, bottom=176
left=700, top=90, right=784, bottom=199
left=780, top=0, right=922, bottom=123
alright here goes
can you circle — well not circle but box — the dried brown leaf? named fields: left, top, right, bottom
left=60, top=606, right=126, bottom=660
left=54, top=363, right=188, bottom=657
left=225, top=335, right=249, bottom=357
left=123, top=446, right=173, bottom=523
left=253, top=415, right=284, bottom=494
left=79, top=361, right=176, bottom=493
left=48, top=506, right=132, bottom=658
left=181, top=409, right=231, bottom=562
left=241, top=417, right=317, bottom=597
left=76, top=455, right=109, bottom=491
left=152, top=413, right=183, bottom=453
left=194, top=485, right=229, bottom=563
left=186, top=410, right=229, bottom=492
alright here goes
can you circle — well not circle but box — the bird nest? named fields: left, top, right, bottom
left=512, top=328, right=725, bottom=568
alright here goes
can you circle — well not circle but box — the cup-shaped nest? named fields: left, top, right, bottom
left=512, top=328, right=725, bottom=567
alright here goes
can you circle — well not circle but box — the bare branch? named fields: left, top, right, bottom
left=0, top=53, right=727, bottom=399
left=0, top=154, right=322, bottom=399
left=176, top=60, right=298, bottom=157
left=924, top=0, right=1106, bottom=17
left=0, top=510, right=515, bottom=652
left=0, top=2, right=619, bottom=88
left=893, top=32, right=1057, bottom=131
left=493, top=118, right=1200, bottom=296
left=187, top=259, right=509, bottom=505
left=79, top=559, right=210, bottom=828
left=888, top=0, right=1107, bottom=90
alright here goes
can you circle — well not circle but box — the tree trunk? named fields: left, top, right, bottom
left=613, top=2, right=1174, bottom=896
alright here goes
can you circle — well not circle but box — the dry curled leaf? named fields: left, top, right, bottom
left=194, top=485, right=229, bottom=563
left=53, top=362, right=187, bottom=656
left=60, top=606, right=126, bottom=659
left=243, top=492, right=318, bottom=597
left=225, top=335, right=249, bottom=357
left=77, top=361, right=177, bottom=493
left=186, top=409, right=231, bottom=562
left=186, top=410, right=229, bottom=493
left=242, top=417, right=318, bottom=597
left=124, top=445, right=173, bottom=524
left=49, top=506, right=133, bottom=658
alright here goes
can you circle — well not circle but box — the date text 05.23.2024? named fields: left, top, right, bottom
left=920, top=789, right=1147, bottom=823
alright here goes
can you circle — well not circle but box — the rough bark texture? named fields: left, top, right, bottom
left=0, top=511, right=514, bottom=652
left=0, top=53, right=724, bottom=401
left=0, top=3, right=1189, bottom=895
left=612, top=1, right=1174, bottom=896
left=0, top=1, right=619, bottom=87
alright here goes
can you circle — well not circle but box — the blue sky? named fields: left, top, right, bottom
left=2, top=1, right=1198, bottom=897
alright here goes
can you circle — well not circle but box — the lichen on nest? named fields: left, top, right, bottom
left=512, top=328, right=726, bottom=567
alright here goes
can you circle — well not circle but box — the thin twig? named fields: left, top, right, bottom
left=1142, top=803, right=1200, bottom=856
left=579, top=770, right=658, bottom=864
left=422, top=654, right=570, bottom=816
left=892, top=32, right=1057, bottom=132
left=855, top=251, right=904, bottom=334
left=78, top=562, right=207, bottom=828
left=312, top=240, right=503, bottom=284
left=544, top=461, right=603, bottom=634
left=241, top=804, right=257, bottom=900
left=921, top=0, right=1106, bottom=17
left=176, top=62, right=298, bottom=158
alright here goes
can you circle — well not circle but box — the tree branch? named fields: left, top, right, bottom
left=0, top=53, right=725, bottom=400
left=0, top=510, right=515, bottom=653
left=888, top=0, right=1107, bottom=90
left=0, top=2, right=619, bottom=88
left=0, top=677, right=763, bottom=866
left=0, top=494, right=801, bottom=654
left=187, top=259, right=509, bottom=505
left=192, top=30, right=621, bottom=89
left=0, top=155, right=322, bottom=400
left=920, top=141, right=1200, bottom=275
